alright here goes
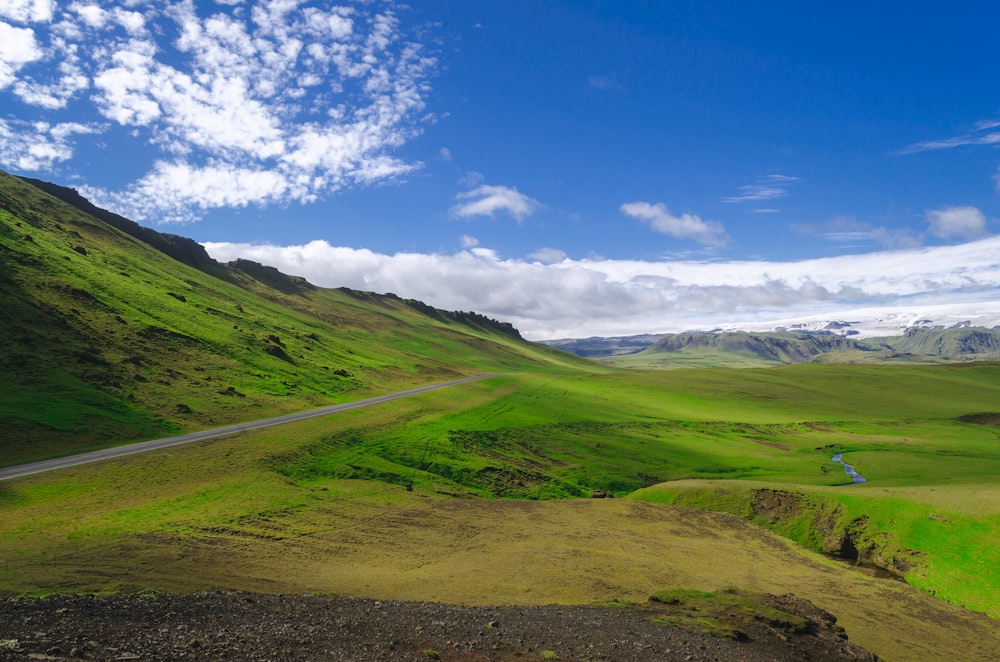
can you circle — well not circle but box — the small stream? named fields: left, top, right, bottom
left=832, top=453, right=867, bottom=484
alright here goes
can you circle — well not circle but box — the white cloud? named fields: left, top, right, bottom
left=926, top=206, right=987, bottom=239
left=0, top=1, right=436, bottom=223
left=0, top=118, right=98, bottom=170
left=202, top=234, right=1000, bottom=340
left=82, top=160, right=292, bottom=224
left=460, top=234, right=478, bottom=248
left=12, top=56, right=89, bottom=108
left=0, top=0, right=54, bottom=23
left=0, top=21, right=42, bottom=87
left=451, top=184, right=541, bottom=221
left=71, top=3, right=107, bottom=29
left=620, top=201, right=727, bottom=246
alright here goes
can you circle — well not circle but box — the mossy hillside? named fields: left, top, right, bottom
left=0, top=170, right=589, bottom=465
left=630, top=479, right=1000, bottom=618
left=648, top=589, right=813, bottom=640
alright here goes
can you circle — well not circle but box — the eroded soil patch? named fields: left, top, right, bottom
left=0, top=591, right=877, bottom=661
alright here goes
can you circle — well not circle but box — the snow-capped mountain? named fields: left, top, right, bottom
left=714, top=302, right=1000, bottom=339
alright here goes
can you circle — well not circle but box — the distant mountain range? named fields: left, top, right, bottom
left=541, top=325, right=1000, bottom=366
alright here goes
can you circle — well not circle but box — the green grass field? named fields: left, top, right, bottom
left=3, top=367, right=1000, bottom=660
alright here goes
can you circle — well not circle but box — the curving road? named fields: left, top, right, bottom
left=0, top=374, right=504, bottom=482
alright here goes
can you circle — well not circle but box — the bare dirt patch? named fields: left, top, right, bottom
left=956, top=412, right=1000, bottom=426
left=0, top=591, right=877, bottom=661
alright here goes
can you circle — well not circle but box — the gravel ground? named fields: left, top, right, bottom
left=0, top=591, right=878, bottom=661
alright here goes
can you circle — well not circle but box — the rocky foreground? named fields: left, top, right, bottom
left=0, top=591, right=877, bottom=661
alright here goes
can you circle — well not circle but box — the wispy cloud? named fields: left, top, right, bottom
left=451, top=184, right=541, bottom=221
left=899, top=118, right=1000, bottom=154
left=0, top=118, right=99, bottom=171
left=204, top=235, right=1000, bottom=339
left=620, top=201, right=727, bottom=246
left=587, top=75, right=621, bottom=91
left=722, top=174, right=799, bottom=204
left=802, top=208, right=991, bottom=249
left=797, top=216, right=922, bottom=250
left=0, top=1, right=436, bottom=223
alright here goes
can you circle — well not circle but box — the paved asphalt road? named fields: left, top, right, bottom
left=0, top=374, right=503, bottom=482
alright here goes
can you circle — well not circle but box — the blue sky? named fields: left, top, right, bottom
left=2, top=0, right=1000, bottom=338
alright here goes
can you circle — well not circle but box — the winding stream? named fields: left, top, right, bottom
left=832, top=453, right=867, bottom=484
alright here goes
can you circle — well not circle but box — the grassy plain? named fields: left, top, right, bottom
left=595, top=348, right=782, bottom=369
left=3, top=366, right=1000, bottom=660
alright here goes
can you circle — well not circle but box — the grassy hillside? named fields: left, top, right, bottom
left=0, top=169, right=586, bottom=465
left=891, top=326, right=1000, bottom=357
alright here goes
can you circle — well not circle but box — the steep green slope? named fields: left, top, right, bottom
left=0, top=170, right=586, bottom=465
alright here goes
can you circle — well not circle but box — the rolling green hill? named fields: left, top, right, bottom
left=0, top=169, right=586, bottom=466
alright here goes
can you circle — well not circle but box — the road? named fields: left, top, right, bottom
left=0, top=374, right=503, bottom=482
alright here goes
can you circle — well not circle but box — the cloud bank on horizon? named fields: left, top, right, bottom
left=2, top=2, right=999, bottom=340
left=204, top=235, right=1000, bottom=339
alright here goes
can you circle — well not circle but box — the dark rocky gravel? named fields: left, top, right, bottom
left=0, top=591, right=878, bottom=661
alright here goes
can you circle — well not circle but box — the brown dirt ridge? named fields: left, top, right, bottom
left=0, top=591, right=877, bottom=661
